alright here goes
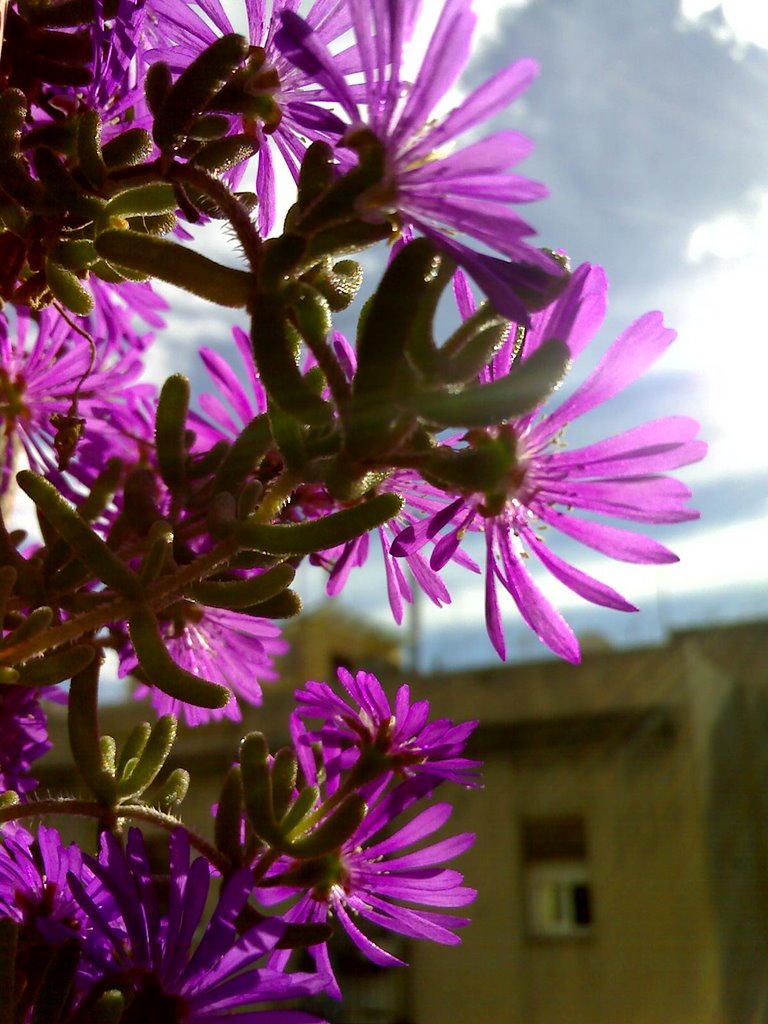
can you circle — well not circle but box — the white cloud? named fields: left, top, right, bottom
left=471, top=0, right=537, bottom=48
left=686, top=190, right=768, bottom=263
left=679, top=0, right=768, bottom=51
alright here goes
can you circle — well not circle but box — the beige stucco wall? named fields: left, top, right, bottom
left=411, top=717, right=721, bottom=1024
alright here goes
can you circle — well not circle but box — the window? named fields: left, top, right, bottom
left=520, top=815, right=593, bottom=938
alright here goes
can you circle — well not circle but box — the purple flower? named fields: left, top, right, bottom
left=87, top=0, right=154, bottom=138
left=69, top=828, right=328, bottom=1022
left=88, top=278, right=168, bottom=352
left=312, top=467, right=480, bottom=626
left=0, top=823, right=85, bottom=940
left=0, top=824, right=92, bottom=1023
left=263, top=776, right=475, bottom=997
left=120, top=602, right=288, bottom=726
left=294, top=666, right=480, bottom=788
left=276, top=0, right=562, bottom=320
left=0, top=306, right=152, bottom=497
left=146, top=0, right=358, bottom=236
left=0, top=685, right=51, bottom=795
left=393, top=264, right=707, bottom=662
left=189, top=326, right=268, bottom=450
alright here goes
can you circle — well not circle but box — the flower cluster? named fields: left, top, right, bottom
left=0, top=0, right=704, bottom=1019
left=255, top=669, right=480, bottom=996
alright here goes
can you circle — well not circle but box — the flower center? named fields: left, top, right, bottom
left=0, top=367, right=28, bottom=432
left=473, top=424, right=530, bottom=517
left=283, top=852, right=351, bottom=902
left=121, top=974, right=188, bottom=1024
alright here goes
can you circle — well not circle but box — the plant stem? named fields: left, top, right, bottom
left=0, top=798, right=232, bottom=874
left=171, top=162, right=262, bottom=273
left=0, top=535, right=241, bottom=667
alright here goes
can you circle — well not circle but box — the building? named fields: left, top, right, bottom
left=410, top=619, right=768, bottom=1024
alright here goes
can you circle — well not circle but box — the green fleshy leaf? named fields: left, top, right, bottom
left=441, top=300, right=509, bottom=362
left=295, top=141, right=335, bottom=213
left=145, top=61, right=172, bottom=117
left=127, top=211, right=178, bottom=237
left=100, top=735, right=116, bottom=774
left=189, top=113, right=232, bottom=140
left=112, top=466, right=164, bottom=541
left=418, top=435, right=518, bottom=495
left=271, top=748, right=298, bottom=823
left=103, top=183, right=177, bottom=220
left=206, top=491, right=237, bottom=540
left=300, top=220, right=395, bottom=268
left=0, top=668, right=20, bottom=685
left=21, top=121, right=77, bottom=154
left=16, top=644, right=95, bottom=686
left=249, top=296, right=333, bottom=427
left=280, top=784, right=320, bottom=833
left=68, top=660, right=116, bottom=805
left=189, top=439, right=229, bottom=481
left=287, top=794, right=366, bottom=859
left=154, top=35, right=249, bottom=152
left=295, top=127, right=387, bottom=235
left=189, top=562, right=295, bottom=609
left=153, top=767, right=189, bottom=810
left=0, top=156, right=46, bottom=210
left=0, top=606, right=53, bottom=649
left=0, top=89, right=27, bottom=152
left=128, top=605, right=231, bottom=710
left=17, top=471, right=143, bottom=597
left=94, top=230, right=252, bottom=308
left=259, top=233, right=308, bottom=288
left=77, top=991, right=125, bottom=1024
left=267, top=400, right=308, bottom=470
left=409, top=338, right=571, bottom=427
left=213, top=415, right=272, bottom=496
left=236, top=480, right=263, bottom=519
left=155, top=374, right=190, bottom=490
left=240, top=732, right=282, bottom=847
left=235, top=492, right=403, bottom=555
left=51, top=238, right=97, bottom=271
left=285, top=282, right=332, bottom=347
left=215, top=765, right=245, bottom=865
left=116, top=714, right=177, bottom=799
left=310, top=258, right=363, bottom=312
left=76, top=109, right=106, bottom=189
left=345, top=239, right=445, bottom=457
left=44, top=258, right=94, bottom=315
left=101, top=127, right=153, bottom=169
left=240, top=589, right=302, bottom=619
left=89, top=259, right=130, bottom=284
left=139, top=521, right=174, bottom=586
left=441, top=321, right=511, bottom=385
left=23, top=0, right=119, bottom=27
left=116, top=722, right=151, bottom=780
left=191, top=134, right=259, bottom=175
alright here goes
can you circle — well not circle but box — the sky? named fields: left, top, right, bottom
left=139, top=0, right=768, bottom=670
